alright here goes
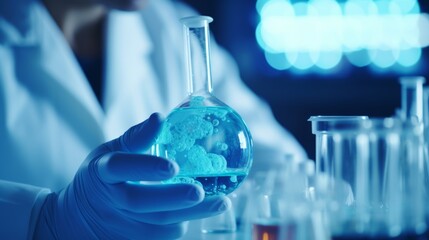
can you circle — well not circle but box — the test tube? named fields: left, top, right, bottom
left=423, top=87, right=429, bottom=235
left=422, top=85, right=429, bottom=125
left=399, top=76, right=426, bottom=122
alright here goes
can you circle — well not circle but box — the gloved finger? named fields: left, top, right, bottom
left=110, top=182, right=205, bottom=212
left=119, top=196, right=231, bottom=225
left=106, top=112, right=163, bottom=153
left=97, top=152, right=178, bottom=183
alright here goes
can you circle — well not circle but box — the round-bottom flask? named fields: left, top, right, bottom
left=152, top=16, right=253, bottom=196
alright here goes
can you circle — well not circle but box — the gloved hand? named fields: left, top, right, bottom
left=34, top=113, right=230, bottom=239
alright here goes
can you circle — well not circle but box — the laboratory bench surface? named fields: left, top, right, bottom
left=180, top=219, right=245, bottom=240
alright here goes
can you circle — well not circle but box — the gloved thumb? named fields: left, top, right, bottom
left=106, top=113, right=163, bottom=153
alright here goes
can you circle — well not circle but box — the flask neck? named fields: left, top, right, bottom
left=182, top=16, right=213, bottom=96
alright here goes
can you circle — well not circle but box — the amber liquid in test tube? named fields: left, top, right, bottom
left=252, top=222, right=297, bottom=240
left=253, top=223, right=279, bottom=240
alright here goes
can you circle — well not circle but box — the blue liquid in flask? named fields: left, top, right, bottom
left=153, top=16, right=253, bottom=196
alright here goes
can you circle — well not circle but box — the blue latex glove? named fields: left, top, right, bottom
left=34, top=113, right=230, bottom=239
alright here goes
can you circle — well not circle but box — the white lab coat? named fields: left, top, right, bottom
left=0, top=0, right=307, bottom=238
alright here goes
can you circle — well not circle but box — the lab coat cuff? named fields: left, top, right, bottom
left=28, top=188, right=52, bottom=240
left=0, top=180, right=51, bottom=240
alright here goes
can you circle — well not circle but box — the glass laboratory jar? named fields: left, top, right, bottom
left=309, top=116, right=369, bottom=237
left=309, top=116, right=369, bottom=176
left=152, top=16, right=253, bottom=196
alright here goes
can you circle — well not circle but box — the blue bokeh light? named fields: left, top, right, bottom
left=256, top=0, right=428, bottom=73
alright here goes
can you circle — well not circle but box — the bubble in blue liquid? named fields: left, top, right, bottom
left=212, top=119, right=219, bottom=126
left=216, top=142, right=229, bottom=151
left=230, top=175, right=237, bottom=183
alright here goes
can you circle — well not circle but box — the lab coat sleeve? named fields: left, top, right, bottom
left=0, top=180, right=51, bottom=240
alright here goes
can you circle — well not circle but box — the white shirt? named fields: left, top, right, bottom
left=0, top=0, right=307, bottom=238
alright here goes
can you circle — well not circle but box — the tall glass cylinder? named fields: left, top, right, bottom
left=399, top=76, right=425, bottom=122
left=423, top=86, right=429, bottom=238
left=309, top=116, right=369, bottom=237
left=152, top=16, right=253, bottom=197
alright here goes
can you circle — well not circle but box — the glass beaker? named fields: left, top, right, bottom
left=308, top=116, right=369, bottom=177
left=152, top=16, right=253, bottom=196
left=309, top=116, right=369, bottom=237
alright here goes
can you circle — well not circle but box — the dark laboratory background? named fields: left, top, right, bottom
left=183, top=0, right=429, bottom=160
